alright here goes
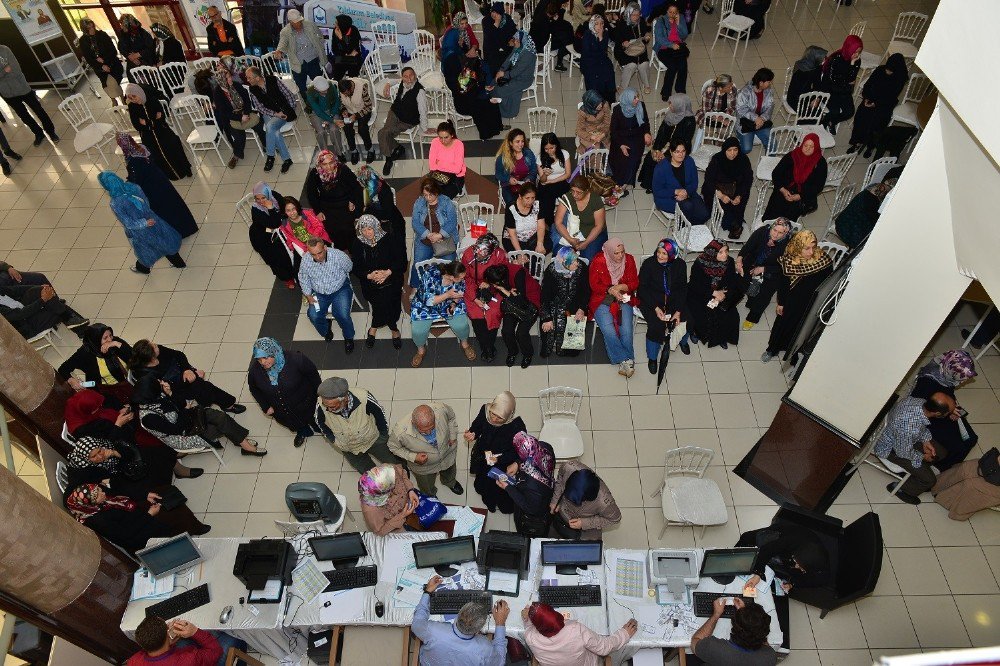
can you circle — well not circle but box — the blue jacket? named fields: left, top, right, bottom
left=494, top=150, right=538, bottom=188
left=652, top=155, right=699, bottom=213
left=653, top=15, right=688, bottom=52
left=411, top=194, right=458, bottom=241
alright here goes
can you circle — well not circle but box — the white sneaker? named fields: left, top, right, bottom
left=617, top=361, right=630, bottom=377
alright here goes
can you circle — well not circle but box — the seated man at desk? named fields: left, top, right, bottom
left=690, top=597, right=776, bottom=665
left=411, top=574, right=510, bottom=666
left=129, top=616, right=245, bottom=666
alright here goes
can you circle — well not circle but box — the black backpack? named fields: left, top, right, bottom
left=978, top=447, right=1000, bottom=486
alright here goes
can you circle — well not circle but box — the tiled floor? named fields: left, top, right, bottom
left=5, top=0, right=1000, bottom=664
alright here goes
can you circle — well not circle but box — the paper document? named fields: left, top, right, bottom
left=318, top=587, right=367, bottom=624
left=292, top=558, right=328, bottom=604
left=249, top=578, right=282, bottom=602
left=486, top=569, right=519, bottom=595
left=393, top=566, right=430, bottom=608
left=131, top=569, right=175, bottom=600
left=448, top=506, right=485, bottom=537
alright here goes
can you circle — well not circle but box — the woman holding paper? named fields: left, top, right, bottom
left=495, top=432, right=555, bottom=538
left=465, top=391, right=526, bottom=514
left=358, top=463, right=418, bottom=536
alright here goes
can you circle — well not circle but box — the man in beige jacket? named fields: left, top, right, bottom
left=389, top=403, right=463, bottom=496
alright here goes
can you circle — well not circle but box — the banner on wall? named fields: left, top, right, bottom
left=301, top=0, right=417, bottom=60
left=180, top=0, right=230, bottom=40
left=0, top=0, right=64, bottom=46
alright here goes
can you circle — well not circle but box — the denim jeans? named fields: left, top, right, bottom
left=646, top=332, right=688, bottom=360
left=738, top=124, right=771, bottom=154
left=551, top=229, right=609, bottom=262
left=411, top=314, right=470, bottom=347
left=306, top=282, right=356, bottom=339
left=291, top=57, right=323, bottom=99
left=594, top=302, right=634, bottom=364
left=263, top=116, right=291, bottom=160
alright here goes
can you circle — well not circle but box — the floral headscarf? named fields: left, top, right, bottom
left=315, top=150, right=340, bottom=184
left=65, top=483, right=135, bottom=523
left=253, top=337, right=285, bottom=385
left=622, top=1, right=641, bottom=24
left=657, top=238, right=680, bottom=262
left=698, top=239, right=728, bottom=287
left=355, top=214, right=386, bottom=247
left=251, top=181, right=279, bottom=212
left=552, top=246, right=578, bottom=277
left=150, top=22, right=172, bottom=40
left=588, top=14, right=604, bottom=38
left=358, top=165, right=386, bottom=208
left=919, top=350, right=977, bottom=388
left=214, top=60, right=245, bottom=114
left=473, top=233, right=500, bottom=264
left=512, top=432, right=554, bottom=488
left=508, top=30, right=535, bottom=67
left=116, top=131, right=150, bottom=159
left=120, top=14, right=141, bottom=33
left=358, top=464, right=396, bottom=506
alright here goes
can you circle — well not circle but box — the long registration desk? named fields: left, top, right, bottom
left=121, top=535, right=783, bottom=664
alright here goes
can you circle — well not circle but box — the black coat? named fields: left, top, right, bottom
left=206, top=18, right=244, bottom=57
left=507, top=472, right=554, bottom=517
left=612, top=18, right=651, bottom=66
left=786, top=68, right=822, bottom=111
left=821, top=53, right=860, bottom=96
left=745, top=525, right=832, bottom=589
left=686, top=257, right=743, bottom=347
left=701, top=151, right=753, bottom=211
left=738, top=225, right=789, bottom=277
left=762, top=153, right=827, bottom=221
left=118, top=28, right=157, bottom=69
left=247, top=351, right=321, bottom=431
left=350, top=236, right=407, bottom=295
left=638, top=116, right=696, bottom=190
left=469, top=405, right=527, bottom=514
left=125, top=155, right=198, bottom=238
left=58, top=335, right=132, bottom=385
left=305, top=168, right=364, bottom=252
left=79, top=30, right=124, bottom=87
left=638, top=256, right=688, bottom=342
left=767, top=263, right=833, bottom=355
left=158, top=37, right=185, bottom=65
left=250, top=193, right=297, bottom=282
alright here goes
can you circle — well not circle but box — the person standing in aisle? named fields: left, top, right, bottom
left=0, top=45, right=59, bottom=147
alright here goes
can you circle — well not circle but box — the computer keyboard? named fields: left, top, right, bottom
left=692, top=591, right=756, bottom=618
left=145, top=583, right=211, bottom=619
left=538, top=584, right=602, bottom=608
left=429, top=589, right=493, bottom=615
left=323, top=565, right=378, bottom=592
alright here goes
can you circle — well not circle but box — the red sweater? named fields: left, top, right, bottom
left=127, top=630, right=222, bottom=666
left=587, top=252, right=639, bottom=322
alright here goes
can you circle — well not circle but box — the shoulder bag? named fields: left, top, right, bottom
left=978, top=447, right=1000, bottom=486
left=501, top=291, right=539, bottom=323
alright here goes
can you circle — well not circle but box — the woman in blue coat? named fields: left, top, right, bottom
left=581, top=14, right=617, bottom=104
left=651, top=138, right=710, bottom=223
left=98, top=171, right=185, bottom=274
left=116, top=132, right=198, bottom=239
left=409, top=177, right=459, bottom=286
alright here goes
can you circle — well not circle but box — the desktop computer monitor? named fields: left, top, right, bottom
left=700, top=547, right=759, bottom=584
left=136, top=533, right=204, bottom=579
left=309, top=533, right=368, bottom=567
left=541, top=540, right=603, bottom=574
left=412, top=536, right=477, bottom=576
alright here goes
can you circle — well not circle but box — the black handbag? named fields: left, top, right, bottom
left=501, top=292, right=538, bottom=323
left=978, top=447, right=1000, bottom=486
left=551, top=512, right=582, bottom=539
left=514, top=510, right=552, bottom=538
left=115, top=441, right=148, bottom=482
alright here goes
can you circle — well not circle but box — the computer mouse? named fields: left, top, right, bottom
left=375, top=601, right=385, bottom=618
left=219, top=605, right=233, bottom=624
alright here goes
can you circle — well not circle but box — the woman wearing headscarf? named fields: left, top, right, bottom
left=483, top=2, right=517, bottom=76
left=443, top=12, right=479, bottom=60
left=737, top=217, right=791, bottom=330
left=490, top=30, right=537, bottom=121
left=123, top=82, right=192, bottom=180
left=734, top=0, right=771, bottom=39
left=761, top=133, right=827, bottom=221
left=609, top=88, right=652, bottom=188
left=249, top=182, right=297, bottom=289
left=495, top=432, right=555, bottom=536
left=637, top=238, right=688, bottom=373
left=304, top=150, right=364, bottom=252
left=58, top=323, right=133, bottom=394
left=64, top=482, right=179, bottom=554
left=358, top=165, right=406, bottom=240
left=687, top=239, right=742, bottom=349
left=848, top=53, right=908, bottom=156
left=638, top=93, right=696, bottom=191
left=652, top=2, right=689, bottom=99
left=117, top=14, right=156, bottom=76
left=441, top=30, right=504, bottom=140
left=910, top=350, right=979, bottom=471
left=352, top=214, right=406, bottom=348
left=330, top=14, right=362, bottom=78
left=651, top=138, right=710, bottom=224
left=278, top=195, right=331, bottom=260
left=524, top=602, right=637, bottom=666
left=575, top=90, right=612, bottom=156
left=78, top=18, right=124, bottom=104
left=359, top=463, right=419, bottom=536
left=549, top=459, right=621, bottom=539
left=820, top=35, right=863, bottom=134
left=540, top=247, right=590, bottom=358
left=833, top=172, right=899, bottom=249
left=248, top=338, right=322, bottom=447
left=761, top=230, right=833, bottom=363
left=150, top=23, right=185, bottom=66
left=787, top=45, right=827, bottom=112
left=98, top=171, right=185, bottom=275
left=305, top=77, right=347, bottom=157
left=613, top=3, right=652, bottom=94
left=461, top=233, right=511, bottom=363
left=465, top=391, right=527, bottom=513
left=581, top=14, right=616, bottom=104
left=590, top=238, right=640, bottom=376
left=481, top=262, right=542, bottom=369
left=701, top=136, right=753, bottom=239
left=211, top=61, right=264, bottom=169
left=117, top=133, right=198, bottom=239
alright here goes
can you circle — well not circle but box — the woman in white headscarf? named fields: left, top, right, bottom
left=351, top=215, right=407, bottom=348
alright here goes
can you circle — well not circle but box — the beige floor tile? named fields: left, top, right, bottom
left=663, top=362, right=709, bottom=394
left=629, top=394, right=675, bottom=429
left=953, top=594, right=1000, bottom=647
left=856, top=596, right=919, bottom=649
left=593, top=430, right=638, bottom=468
left=589, top=395, right=634, bottom=430
left=886, top=547, right=950, bottom=596
left=872, top=504, right=931, bottom=547
left=243, top=512, right=294, bottom=538
left=905, top=595, right=971, bottom=648
left=430, top=367, right=473, bottom=399
left=969, top=508, right=1000, bottom=545
left=703, top=360, right=750, bottom=394
left=207, top=473, right=258, bottom=512
left=596, top=467, right=644, bottom=508
left=634, top=429, right=679, bottom=467
left=249, top=472, right=301, bottom=513
left=202, top=512, right=248, bottom=538
left=935, top=546, right=1000, bottom=595
left=807, top=604, right=867, bottom=649
left=779, top=651, right=822, bottom=665
left=711, top=393, right=758, bottom=428
left=670, top=394, right=717, bottom=429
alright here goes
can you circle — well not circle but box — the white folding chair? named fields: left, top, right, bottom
left=61, top=421, right=77, bottom=446
left=885, top=12, right=929, bottom=62
left=793, top=91, right=835, bottom=149
left=414, top=29, right=437, bottom=55
left=755, top=125, right=801, bottom=182
left=534, top=45, right=551, bottom=103
left=564, top=44, right=582, bottom=80
left=371, top=20, right=402, bottom=74
left=411, top=48, right=438, bottom=77
left=821, top=182, right=856, bottom=241
left=538, top=387, right=584, bottom=460
left=128, top=64, right=162, bottom=91
left=158, top=61, right=189, bottom=99
left=527, top=106, right=557, bottom=156
left=57, top=94, right=115, bottom=166
left=459, top=202, right=495, bottom=253
left=364, top=49, right=391, bottom=104
left=750, top=182, right=772, bottom=229
left=28, top=328, right=64, bottom=360
left=519, top=54, right=541, bottom=108
left=275, top=88, right=307, bottom=156
left=673, top=203, right=714, bottom=257
left=862, top=156, right=897, bottom=189
left=190, top=57, right=220, bottom=73
left=691, top=112, right=736, bottom=171
left=180, top=94, right=228, bottom=170
left=891, top=73, right=935, bottom=128
left=819, top=240, right=848, bottom=268
left=261, top=51, right=293, bottom=84
left=236, top=193, right=254, bottom=227
left=55, top=460, right=70, bottom=493
left=651, top=446, right=728, bottom=539
left=711, top=0, right=754, bottom=66
left=578, top=147, right=609, bottom=178
left=232, top=55, right=263, bottom=76
left=507, top=250, right=547, bottom=284
left=440, top=87, right=473, bottom=133
left=822, top=153, right=857, bottom=193
left=779, top=65, right=797, bottom=122
left=168, top=93, right=199, bottom=135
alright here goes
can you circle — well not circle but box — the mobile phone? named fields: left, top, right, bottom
left=80, top=380, right=96, bottom=388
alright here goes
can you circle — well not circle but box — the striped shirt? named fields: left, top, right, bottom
left=298, top=248, right=353, bottom=297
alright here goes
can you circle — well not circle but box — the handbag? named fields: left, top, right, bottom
left=556, top=195, right=584, bottom=246
left=978, top=447, right=1000, bottom=486
left=624, top=39, right=647, bottom=57
left=229, top=112, right=261, bottom=131
left=551, top=512, right=582, bottom=539
left=415, top=492, right=447, bottom=527
left=114, top=440, right=148, bottom=482
left=501, top=292, right=538, bottom=323
left=432, top=236, right=457, bottom=257
left=514, top=510, right=552, bottom=538
left=589, top=172, right=616, bottom=197
left=428, top=170, right=454, bottom=186
left=746, top=274, right=764, bottom=297
left=669, top=320, right=687, bottom=351
left=560, top=316, right=587, bottom=350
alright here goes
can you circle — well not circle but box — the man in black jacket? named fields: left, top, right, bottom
left=377, top=67, right=428, bottom=176
left=205, top=5, right=244, bottom=57
left=245, top=65, right=296, bottom=173
left=0, top=284, right=88, bottom=339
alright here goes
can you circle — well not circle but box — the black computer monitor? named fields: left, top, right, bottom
left=700, top=547, right=759, bottom=584
left=412, top=536, right=477, bottom=576
left=541, top=540, right=603, bottom=575
left=309, top=533, right=368, bottom=567
left=136, top=533, right=204, bottom=579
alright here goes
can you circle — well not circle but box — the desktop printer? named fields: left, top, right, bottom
left=233, top=539, right=296, bottom=601
left=647, top=548, right=700, bottom=604
left=476, top=530, right=530, bottom=576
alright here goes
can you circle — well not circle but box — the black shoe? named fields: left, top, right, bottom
left=167, top=254, right=186, bottom=268
left=520, top=356, right=533, bottom=369
left=181, top=467, right=204, bottom=479
left=392, top=335, right=402, bottom=350
left=887, top=483, right=920, bottom=504
left=847, top=144, right=859, bottom=154
left=689, top=332, right=699, bottom=345
left=2, top=161, right=11, bottom=177
left=720, top=342, right=728, bottom=349
left=344, top=339, right=355, bottom=354
left=382, top=158, right=394, bottom=176
left=32, top=134, right=45, bottom=147
left=225, top=403, right=247, bottom=414
left=680, top=341, right=691, bottom=355
left=482, top=349, right=495, bottom=363
left=862, top=145, right=874, bottom=159
left=391, top=144, right=405, bottom=159
left=64, top=313, right=90, bottom=330
left=449, top=481, right=464, bottom=495
left=506, top=353, right=517, bottom=367
left=191, top=524, right=212, bottom=535
left=554, top=63, right=567, bottom=72
left=280, top=158, right=293, bottom=173
left=264, top=156, right=275, bottom=172
left=324, top=329, right=334, bottom=342
left=3, top=150, right=21, bottom=160
left=366, top=332, right=376, bottom=348
left=207, top=439, right=224, bottom=450
left=293, top=434, right=306, bottom=448
left=350, top=150, right=360, bottom=165
left=241, top=440, right=268, bottom=456
left=648, top=360, right=657, bottom=374
left=366, top=149, right=376, bottom=163
left=131, top=261, right=151, bottom=274
left=50, top=134, right=60, bottom=144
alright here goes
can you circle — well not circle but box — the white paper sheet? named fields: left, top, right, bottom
left=130, top=570, right=175, bottom=601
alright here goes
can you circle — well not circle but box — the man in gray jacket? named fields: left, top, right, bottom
left=274, top=9, right=328, bottom=101
left=389, top=403, right=463, bottom=497
left=0, top=45, right=59, bottom=147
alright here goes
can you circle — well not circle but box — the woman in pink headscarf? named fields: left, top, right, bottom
left=588, top=238, right=640, bottom=377
left=496, top=432, right=555, bottom=537
left=820, top=34, right=863, bottom=134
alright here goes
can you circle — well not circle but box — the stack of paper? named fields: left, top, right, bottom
left=291, top=558, right=328, bottom=604
left=448, top=507, right=485, bottom=537
left=392, top=565, right=430, bottom=609
left=130, top=570, right=174, bottom=601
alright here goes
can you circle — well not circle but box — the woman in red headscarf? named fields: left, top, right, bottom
left=820, top=34, right=863, bottom=134
left=761, top=133, right=827, bottom=221
left=523, top=601, right=637, bottom=666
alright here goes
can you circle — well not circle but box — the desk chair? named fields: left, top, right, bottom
left=337, top=625, right=409, bottom=665
left=531, top=657, right=611, bottom=666
left=225, top=647, right=263, bottom=666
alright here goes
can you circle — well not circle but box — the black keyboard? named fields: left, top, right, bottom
left=538, top=584, right=602, bottom=608
left=145, top=583, right=211, bottom=619
left=692, top=591, right=756, bottom=618
left=323, top=565, right=378, bottom=592
left=429, top=589, right=493, bottom=615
